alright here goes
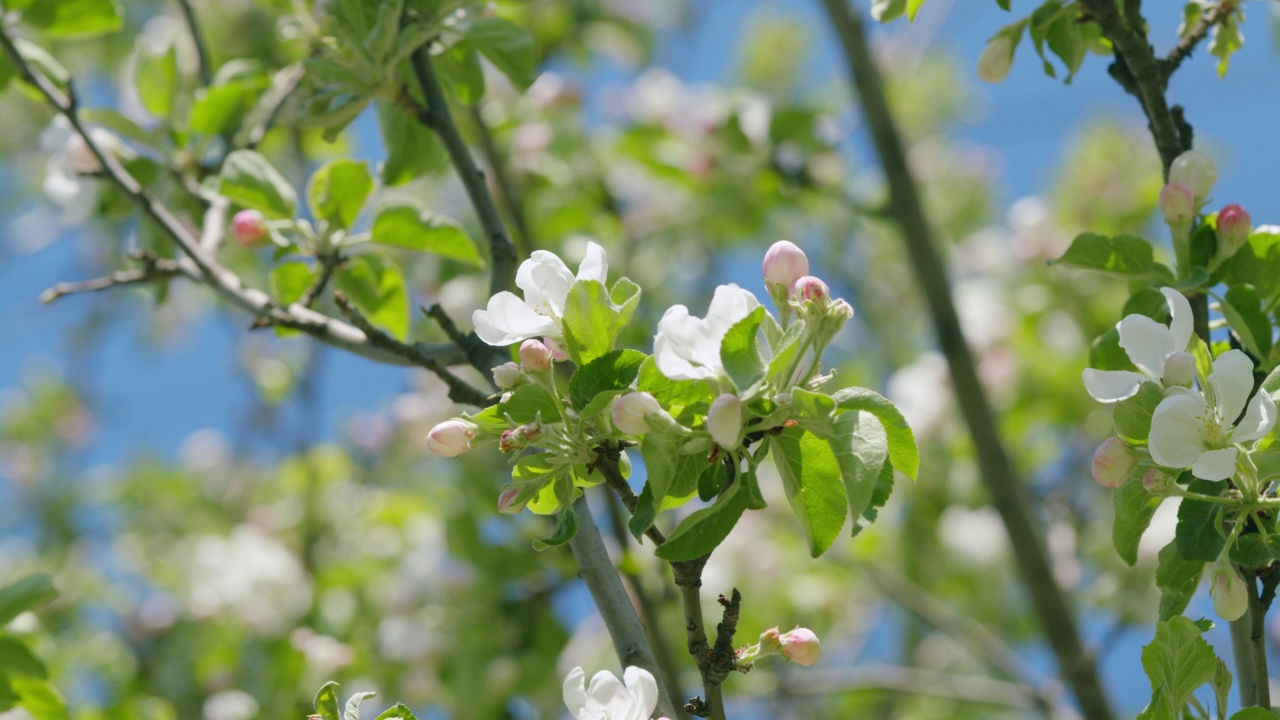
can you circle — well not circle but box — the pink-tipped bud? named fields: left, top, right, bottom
left=779, top=628, right=821, bottom=667
left=1142, top=468, right=1170, bottom=495
left=232, top=209, right=269, bottom=246
left=612, top=392, right=664, bottom=436
left=497, top=485, right=525, bottom=514
left=1159, top=183, right=1195, bottom=226
left=977, top=33, right=1015, bottom=84
left=492, top=362, right=521, bottom=390
left=543, top=337, right=568, bottom=361
left=763, top=240, right=809, bottom=288
left=498, top=423, right=542, bottom=453
left=1218, top=204, right=1252, bottom=256
left=756, top=627, right=783, bottom=653
left=707, top=394, right=743, bottom=449
left=520, top=339, right=553, bottom=373
left=1169, top=150, right=1217, bottom=206
left=1210, top=562, right=1248, bottom=621
left=426, top=418, right=478, bottom=457
left=1162, top=351, right=1196, bottom=388
left=792, top=275, right=829, bottom=303
left=1091, top=437, right=1135, bottom=488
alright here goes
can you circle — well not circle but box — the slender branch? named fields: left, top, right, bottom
left=299, top=253, right=340, bottom=308
left=174, top=0, right=211, bottom=86
left=40, top=255, right=185, bottom=304
left=595, top=446, right=667, bottom=546
left=1163, top=1, right=1236, bottom=77
left=568, top=496, right=680, bottom=720
left=332, top=291, right=488, bottom=406
left=239, top=63, right=305, bottom=150
left=816, top=4, right=1115, bottom=720
left=469, top=104, right=534, bottom=256
left=408, top=46, right=519, bottom=300
left=422, top=303, right=505, bottom=380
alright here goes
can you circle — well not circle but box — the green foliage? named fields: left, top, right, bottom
left=371, top=201, right=483, bottom=265
left=1175, top=480, right=1227, bottom=562
left=308, top=159, right=374, bottom=230
left=1154, top=542, right=1203, bottom=621
left=217, top=150, right=297, bottom=219
left=720, top=306, right=767, bottom=393
left=831, top=387, right=919, bottom=480
left=1137, top=617, right=1221, bottom=720
left=1112, top=381, right=1163, bottom=446
left=654, top=480, right=749, bottom=561
left=20, top=0, right=123, bottom=38
left=1112, top=477, right=1163, bottom=566
left=1053, top=232, right=1159, bottom=277
left=333, top=254, right=410, bottom=340
left=467, top=18, right=539, bottom=90
left=771, top=426, right=849, bottom=557
left=568, top=349, right=646, bottom=412
left=560, top=279, right=640, bottom=366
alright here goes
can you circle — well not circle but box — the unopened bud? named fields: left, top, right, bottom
left=492, top=361, right=521, bottom=390
left=792, top=275, right=829, bottom=304
left=544, top=337, right=568, bottom=361
left=1210, top=561, right=1248, bottom=622
left=232, top=209, right=269, bottom=246
left=1091, top=437, right=1135, bottom=488
left=612, top=392, right=665, bottom=436
left=707, top=394, right=743, bottom=449
left=1159, top=183, right=1195, bottom=226
left=520, top=338, right=553, bottom=373
left=977, top=33, right=1015, bottom=84
left=1142, top=468, right=1170, bottom=495
left=499, top=423, right=542, bottom=453
left=1169, top=150, right=1217, bottom=207
left=779, top=628, right=821, bottom=667
left=426, top=418, right=479, bottom=457
left=1162, top=351, right=1196, bottom=388
left=763, top=240, right=809, bottom=289
left=830, top=299, right=854, bottom=320
left=1217, top=204, right=1252, bottom=257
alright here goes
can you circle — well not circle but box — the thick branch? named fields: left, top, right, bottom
left=817, top=4, right=1115, bottom=720
left=568, top=497, right=680, bottom=720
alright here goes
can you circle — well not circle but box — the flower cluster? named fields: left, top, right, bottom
left=562, top=666, right=668, bottom=720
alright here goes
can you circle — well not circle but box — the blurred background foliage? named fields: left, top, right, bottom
left=2, top=0, right=1279, bottom=718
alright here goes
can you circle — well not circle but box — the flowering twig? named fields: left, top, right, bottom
left=817, top=3, right=1115, bottom=719
left=1163, top=1, right=1236, bottom=77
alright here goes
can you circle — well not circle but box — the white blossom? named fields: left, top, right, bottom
left=653, top=284, right=760, bottom=381
left=563, top=666, right=659, bottom=720
left=1083, top=287, right=1193, bottom=402
left=472, top=242, right=608, bottom=346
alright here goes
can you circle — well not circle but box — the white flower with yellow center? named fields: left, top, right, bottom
left=472, top=242, right=608, bottom=346
left=1083, top=287, right=1194, bottom=402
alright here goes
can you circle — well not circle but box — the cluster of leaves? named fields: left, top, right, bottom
left=0, top=576, right=65, bottom=720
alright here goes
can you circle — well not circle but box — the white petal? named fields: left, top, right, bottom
left=563, top=667, right=589, bottom=718
left=1209, top=349, right=1255, bottom=422
left=1161, top=287, right=1194, bottom=355
left=1234, top=390, right=1277, bottom=442
left=1192, top=447, right=1238, bottom=481
left=654, top=305, right=716, bottom=380
left=623, top=667, right=659, bottom=720
left=1148, top=393, right=1211, bottom=469
left=1117, top=314, right=1173, bottom=378
left=586, top=670, right=633, bottom=718
left=704, top=284, right=760, bottom=336
left=516, top=250, right=575, bottom=316
left=576, top=241, right=609, bottom=285
left=472, top=292, right=559, bottom=346
left=1082, top=369, right=1146, bottom=403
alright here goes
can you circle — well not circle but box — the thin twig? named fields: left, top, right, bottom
left=816, top=3, right=1115, bottom=720
left=1163, top=1, right=1236, bottom=77
left=239, top=63, right=305, bottom=150
left=299, top=253, right=340, bottom=308
left=332, top=291, right=488, bottom=406
left=421, top=303, right=502, bottom=383
left=40, top=255, right=185, bottom=304
left=470, top=104, right=534, bottom=256
left=174, top=0, right=211, bottom=86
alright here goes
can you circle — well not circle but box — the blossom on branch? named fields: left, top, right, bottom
left=562, top=666, right=661, bottom=720
left=653, top=284, right=761, bottom=381
left=1082, top=287, right=1194, bottom=403
left=473, top=242, right=609, bottom=346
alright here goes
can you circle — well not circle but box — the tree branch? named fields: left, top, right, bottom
left=299, top=253, right=340, bottom=308
left=40, top=254, right=185, bottom=304
left=239, top=63, right=305, bottom=150
left=816, top=4, right=1115, bottom=720
left=174, top=0, right=211, bottom=86
left=469, top=104, right=534, bottom=256
left=1163, top=1, right=1236, bottom=77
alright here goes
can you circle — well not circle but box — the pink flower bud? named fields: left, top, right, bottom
left=977, top=33, right=1015, bottom=84
left=232, top=209, right=269, bottom=246
left=1210, top=562, right=1248, bottom=622
left=763, top=240, right=809, bottom=288
left=497, top=485, right=525, bottom=514
left=1159, top=183, right=1194, bottom=226
left=499, top=423, right=542, bottom=453
left=1218, top=204, right=1252, bottom=256
left=1162, top=351, right=1196, bottom=388
left=492, top=361, right=521, bottom=390
left=426, top=418, right=478, bottom=457
left=1142, top=468, right=1170, bottom=495
left=1169, top=150, right=1217, bottom=206
left=707, top=394, right=742, bottom=449
left=779, top=628, right=821, bottom=667
left=756, top=627, right=783, bottom=653
left=520, top=339, right=553, bottom=373
left=792, top=275, right=829, bottom=303
left=543, top=337, right=568, bottom=361
left=1091, top=437, right=1135, bottom=488
left=612, top=392, right=663, bottom=436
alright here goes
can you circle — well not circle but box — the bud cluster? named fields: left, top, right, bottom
left=737, top=626, right=822, bottom=668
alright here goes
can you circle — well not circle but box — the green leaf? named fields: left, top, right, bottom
left=467, top=17, right=537, bottom=90
left=719, top=307, right=766, bottom=393
left=435, top=41, right=485, bottom=104
left=906, top=0, right=927, bottom=21
left=1176, top=480, right=1228, bottom=562
left=1052, top=232, right=1155, bottom=276
left=375, top=704, right=419, bottom=720
left=313, top=682, right=341, bottom=720
left=499, top=383, right=561, bottom=425
left=0, top=576, right=57, bottom=626
left=1155, top=542, right=1204, bottom=621
left=789, top=387, right=837, bottom=440
left=870, top=0, right=907, bottom=22
left=1113, top=381, right=1164, bottom=446
left=1212, top=657, right=1232, bottom=720
left=654, top=481, right=748, bottom=562
left=561, top=280, right=614, bottom=365
left=134, top=43, right=178, bottom=119
left=218, top=150, right=297, bottom=219
left=188, top=65, right=270, bottom=136
left=370, top=201, right=483, bottom=266
left=0, top=637, right=45, bottom=678
left=1209, top=12, right=1243, bottom=78
left=568, top=349, right=646, bottom=411
left=766, top=319, right=807, bottom=383
left=10, top=677, right=66, bottom=720
left=831, top=387, right=919, bottom=480
left=1140, top=617, right=1219, bottom=717
left=1230, top=231, right=1280, bottom=302
left=628, top=482, right=658, bottom=540
left=345, top=692, right=377, bottom=720
left=270, top=261, right=318, bottom=306
left=1229, top=709, right=1280, bottom=720
left=640, top=433, right=704, bottom=507
left=334, top=254, right=410, bottom=340
left=375, top=100, right=446, bottom=186
left=1112, top=478, right=1163, bottom=566
left=636, top=358, right=712, bottom=414
left=828, top=410, right=889, bottom=534
left=23, top=0, right=122, bottom=38
left=309, top=159, right=374, bottom=230
left=1222, top=284, right=1272, bottom=362
left=771, top=427, right=848, bottom=557
left=364, top=0, right=402, bottom=62
left=533, top=481, right=579, bottom=550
